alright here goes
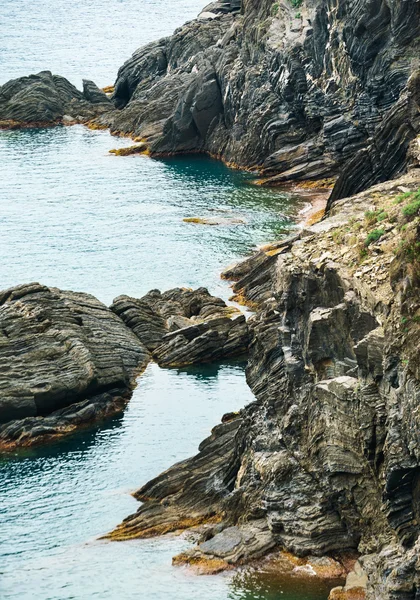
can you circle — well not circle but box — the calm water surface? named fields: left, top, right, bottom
left=0, top=1, right=331, bottom=599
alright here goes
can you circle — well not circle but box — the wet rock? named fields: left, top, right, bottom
left=111, top=287, right=249, bottom=366
left=2, top=1, right=418, bottom=198
left=183, top=216, right=245, bottom=226
left=177, top=520, right=276, bottom=566
left=0, top=283, right=149, bottom=448
left=106, top=414, right=243, bottom=540
left=94, top=0, right=420, bottom=199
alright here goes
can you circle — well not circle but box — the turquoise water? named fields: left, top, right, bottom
left=0, top=1, right=333, bottom=599
left=0, top=125, right=297, bottom=305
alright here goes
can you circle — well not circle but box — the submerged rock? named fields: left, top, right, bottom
left=111, top=287, right=249, bottom=367
left=0, top=71, right=111, bottom=127
left=110, top=171, right=420, bottom=598
left=183, top=216, right=245, bottom=226
left=0, top=283, right=149, bottom=448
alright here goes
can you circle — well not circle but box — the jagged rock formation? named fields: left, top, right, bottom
left=96, top=0, right=420, bottom=202
left=0, top=285, right=248, bottom=448
left=0, top=283, right=149, bottom=448
left=109, top=169, right=420, bottom=599
left=1, top=1, right=418, bottom=201
left=0, top=71, right=111, bottom=127
left=111, top=287, right=249, bottom=367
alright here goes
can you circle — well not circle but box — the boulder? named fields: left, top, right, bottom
left=0, top=71, right=112, bottom=127
left=0, top=283, right=149, bottom=448
left=111, top=287, right=249, bottom=367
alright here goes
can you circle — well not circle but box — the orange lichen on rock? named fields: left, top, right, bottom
left=263, top=551, right=347, bottom=580
left=104, top=514, right=223, bottom=542
left=183, top=216, right=245, bottom=226
left=86, top=121, right=108, bottom=131
left=172, top=553, right=232, bottom=574
left=295, top=177, right=337, bottom=189
left=328, top=587, right=366, bottom=600
left=109, top=144, right=150, bottom=156
left=229, top=292, right=260, bottom=312
left=305, top=206, right=326, bottom=226
left=102, top=85, right=115, bottom=94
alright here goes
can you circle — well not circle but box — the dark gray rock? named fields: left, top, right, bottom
left=82, top=79, right=112, bottom=106
left=328, top=71, right=420, bottom=205
left=0, top=283, right=149, bottom=448
left=93, top=0, right=420, bottom=200
left=110, top=174, right=420, bottom=599
left=0, top=71, right=111, bottom=126
left=111, top=287, right=249, bottom=366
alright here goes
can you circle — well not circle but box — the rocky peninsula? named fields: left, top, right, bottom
left=1, top=0, right=420, bottom=598
left=0, top=286, right=248, bottom=448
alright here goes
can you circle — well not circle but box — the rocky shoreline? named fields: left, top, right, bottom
left=1, top=1, right=419, bottom=201
left=1, top=0, right=420, bottom=598
left=105, top=169, right=420, bottom=599
left=1, top=168, right=418, bottom=598
left=0, top=286, right=249, bottom=450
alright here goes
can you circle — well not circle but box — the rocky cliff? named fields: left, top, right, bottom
left=108, top=169, right=420, bottom=599
left=1, top=1, right=419, bottom=202
left=1, top=0, right=420, bottom=595
left=101, top=0, right=420, bottom=201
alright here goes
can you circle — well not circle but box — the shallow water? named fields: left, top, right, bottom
left=0, top=125, right=298, bottom=305
left=0, top=1, right=332, bottom=599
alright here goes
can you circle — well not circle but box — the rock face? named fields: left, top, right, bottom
left=1, top=1, right=418, bottom=200
left=0, top=283, right=149, bottom=448
left=0, top=284, right=247, bottom=449
left=110, top=170, right=420, bottom=599
left=0, top=71, right=111, bottom=127
left=111, top=287, right=249, bottom=367
left=95, top=0, right=420, bottom=202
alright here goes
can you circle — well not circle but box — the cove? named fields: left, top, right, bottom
left=0, top=127, right=331, bottom=600
left=1, top=1, right=330, bottom=598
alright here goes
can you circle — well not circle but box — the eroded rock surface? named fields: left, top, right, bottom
left=111, top=287, right=249, bottom=367
left=110, top=170, right=420, bottom=598
left=0, top=283, right=149, bottom=448
left=1, top=1, right=418, bottom=201
left=95, top=0, right=420, bottom=201
left=0, top=71, right=111, bottom=127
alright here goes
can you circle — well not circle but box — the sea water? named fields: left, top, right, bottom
left=0, top=1, right=334, bottom=598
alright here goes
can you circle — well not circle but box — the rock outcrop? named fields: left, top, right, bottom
left=111, top=287, right=249, bottom=367
left=1, top=1, right=418, bottom=200
left=109, top=169, right=420, bottom=599
left=0, top=284, right=248, bottom=449
left=96, top=0, right=419, bottom=202
left=0, top=283, right=149, bottom=448
left=0, top=71, right=111, bottom=127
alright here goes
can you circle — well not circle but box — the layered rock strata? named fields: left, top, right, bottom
left=0, top=283, right=149, bottom=448
left=101, top=0, right=420, bottom=201
left=111, top=287, right=249, bottom=367
left=0, top=71, right=111, bottom=127
left=1, top=1, right=418, bottom=201
left=0, top=285, right=248, bottom=449
left=109, top=169, right=420, bottom=599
